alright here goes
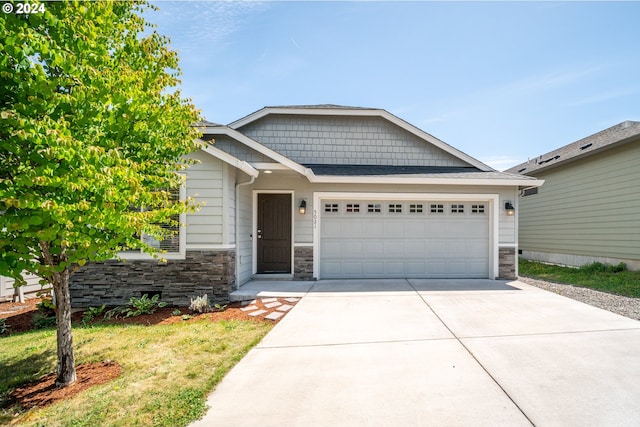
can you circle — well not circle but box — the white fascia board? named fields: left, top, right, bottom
left=202, top=127, right=308, bottom=176
left=199, top=143, right=259, bottom=178
left=229, top=106, right=493, bottom=172
left=306, top=173, right=545, bottom=187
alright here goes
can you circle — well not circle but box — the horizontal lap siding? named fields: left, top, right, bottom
left=185, top=152, right=225, bottom=245
left=519, top=142, right=640, bottom=260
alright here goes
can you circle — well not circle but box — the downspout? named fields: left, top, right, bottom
left=234, top=175, right=256, bottom=290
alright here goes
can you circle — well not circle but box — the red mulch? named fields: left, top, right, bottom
left=0, top=297, right=296, bottom=412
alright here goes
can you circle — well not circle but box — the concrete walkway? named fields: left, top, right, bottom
left=191, top=279, right=640, bottom=426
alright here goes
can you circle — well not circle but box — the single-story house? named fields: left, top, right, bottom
left=71, top=105, right=542, bottom=306
left=506, top=120, right=640, bottom=271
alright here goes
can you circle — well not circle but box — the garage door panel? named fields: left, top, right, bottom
left=320, top=199, right=490, bottom=279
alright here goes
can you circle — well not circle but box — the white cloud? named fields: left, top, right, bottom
left=478, top=155, right=526, bottom=171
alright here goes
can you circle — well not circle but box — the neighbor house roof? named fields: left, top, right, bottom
left=506, top=120, right=640, bottom=175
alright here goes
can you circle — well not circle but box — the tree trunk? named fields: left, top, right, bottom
left=52, top=267, right=77, bottom=387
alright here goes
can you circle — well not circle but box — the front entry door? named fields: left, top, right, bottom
left=257, top=193, right=292, bottom=273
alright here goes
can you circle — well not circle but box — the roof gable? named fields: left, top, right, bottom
left=230, top=106, right=493, bottom=171
left=507, top=120, right=640, bottom=175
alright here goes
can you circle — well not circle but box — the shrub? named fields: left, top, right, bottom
left=189, top=294, right=211, bottom=313
left=105, top=294, right=167, bottom=319
left=580, top=262, right=627, bottom=274
left=81, top=304, right=107, bottom=326
left=33, top=312, right=57, bottom=329
left=0, top=318, right=7, bottom=335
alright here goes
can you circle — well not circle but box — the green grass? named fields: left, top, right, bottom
left=519, top=258, right=640, bottom=298
left=0, top=319, right=272, bottom=427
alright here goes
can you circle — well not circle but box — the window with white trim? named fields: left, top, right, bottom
left=451, top=204, right=464, bottom=213
left=367, top=203, right=381, bottom=213
left=430, top=204, right=444, bottom=213
left=409, top=204, right=423, bottom=213
left=388, top=204, right=402, bottom=213
left=471, top=204, right=486, bottom=214
left=122, top=186, right=184, bottom=255
left=346, top=203, right=360, bottom=213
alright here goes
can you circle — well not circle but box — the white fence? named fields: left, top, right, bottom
left=0, top=273, right=51, bottom=302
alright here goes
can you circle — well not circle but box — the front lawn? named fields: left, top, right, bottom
left=0, top=319, right=272, bottom=426
left=519, top=258, right=640, bottom=298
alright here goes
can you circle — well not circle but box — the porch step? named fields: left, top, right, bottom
left=250, top=274, right=294, bottom=281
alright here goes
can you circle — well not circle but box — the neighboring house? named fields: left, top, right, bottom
left=506, top=120, right=640, bottom=271
left=0, top=273, right=49, bottom=303
left=71, top=105, right=542, bottom=306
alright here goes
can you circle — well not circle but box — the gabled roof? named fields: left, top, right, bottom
left=507, top=120, right=640, bottom=175
left=304, top=164, right=481, bottom=176
left=229, top=105, right=494, bottom=172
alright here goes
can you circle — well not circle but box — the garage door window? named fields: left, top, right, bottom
left=451, top=204, right=465, bottom=213
left=388, top=204, right=402, bottom=213
left=346, top=203, right=360, bottom=213
left=367, top=203, right=381, bottom=213
left=409, top=204, right=423, bottom=213
left=324, top=203, right=339, bottom=213
left=430, top=204, right=444, bottom=213
left=472, top=204, right=486, bottom=214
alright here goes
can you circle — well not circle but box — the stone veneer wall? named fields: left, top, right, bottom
left=293, top=247, right=314, bottom=280
left=69, top=250, right=235, bottom=308
left=498, top=247, right=516, bottom=279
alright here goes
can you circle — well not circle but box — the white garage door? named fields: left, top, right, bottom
left=320, top=200, right=490, bottom=279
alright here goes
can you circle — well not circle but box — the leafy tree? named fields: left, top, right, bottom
left=0, top=1, right=202, bottom=386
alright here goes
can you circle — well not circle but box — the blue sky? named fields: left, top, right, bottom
left=149, top=1, right=640, bottom=170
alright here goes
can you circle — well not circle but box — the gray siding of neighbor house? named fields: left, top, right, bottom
left=518, top=141, right=640, bottom=269
left=237, top=115, right=469, bottom=167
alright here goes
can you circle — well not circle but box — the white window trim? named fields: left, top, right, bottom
left=118, top=182, right=187, bottom=260
left=312, top=192, right=500, bottom=280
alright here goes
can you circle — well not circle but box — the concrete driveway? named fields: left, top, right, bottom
left=190, top=279, right=640, bottom=426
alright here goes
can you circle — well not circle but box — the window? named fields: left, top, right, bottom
left=451, top=204, right=464, bottom=213
left=388, top=204, right=402, bottom=213
left=346, top=203, right=360, bottom=213
left=409, top=204, right=423, bottom=213
left=324, top=203, right=339, bottom=213
left=430, top=204, right=444, bottom=213
left=471, top=204, right=485, bottom=214
left=367, top=203, right=381, bottom=213
left=121, top=186, right=185, bottom=257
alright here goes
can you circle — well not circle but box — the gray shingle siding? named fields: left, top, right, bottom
left=238, top=115, right=469, bottom=167
left=212, top=135, right=273, bottom=163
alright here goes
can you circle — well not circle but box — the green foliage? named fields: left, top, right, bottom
left=36, top=298, right=56, bottom=313
left=81, top=304, right=107, bottom=326
left=171, top=308, right=182, bottom=316
left=0, top=0, right=202, bottom=285
left=0, top=318, right=7, bottom=335
left=213, top=303, right=228, bottom=312
left=189, top=294, right=211, bottom=313
left=106, top=294, right=167, bottom=319
left=32, top=312, right=57, bottom=329
left=519, top=258, right=639, bottom=298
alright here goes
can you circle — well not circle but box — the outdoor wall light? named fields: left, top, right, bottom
left=505, top=201, right=515, bottom=216
left=299, top=199, right=307, bottom=215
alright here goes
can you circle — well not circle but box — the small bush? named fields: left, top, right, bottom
left=105, top=294, right=167, bottom=319
left=0, top=318, right=7, bottom=335
left=189, top=294, right=211, bottom=313
left=33, top=312, right=56, bottom=329
left=36, top=298, right=56, bottom=314
left=81, top=304, right=107, bottom=326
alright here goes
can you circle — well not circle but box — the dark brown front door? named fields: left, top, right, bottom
left=257, top=193, right=292, bottom=273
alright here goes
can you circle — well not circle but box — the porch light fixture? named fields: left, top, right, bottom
left=299, top=199, right=307, bottom=215
left=505, top=201, right=515, bottom=216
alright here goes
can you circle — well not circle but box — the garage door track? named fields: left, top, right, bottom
left=190, top=279, right=640, bottom=426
